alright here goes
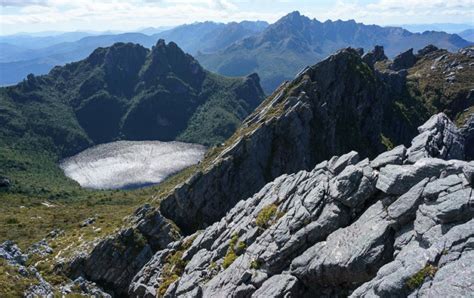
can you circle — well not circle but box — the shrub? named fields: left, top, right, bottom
left=222, top=250, right=237, bottom=269
left=250, top=259, right=261, bottom=270
left=406, top=264, right=438, bottom=290
left=5, top=217, right=19, bottom=224
left=380, top=133, right=395, bottom=150
left=255, top=203, right=283, bottom=229
left=222, top=233, right=246, bottom=269
left=158, top=250, right=187, bottom=296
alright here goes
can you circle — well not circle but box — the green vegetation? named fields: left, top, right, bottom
left=158, top=250, right=187, bottom=296
left=157, top=236, right=195, bottom=296
left=250, top=259, right=261, bottom=270
left=0, top=259, right=39, bottom=297
left=222, top=233, right=246, bottom=269
left=255, top=204, right=283, bottom=229
left=407, top=51, right=474, bottom=123
left=406, top=264, right=438, bottom=290
left=380, top=134, right=395, bottom=150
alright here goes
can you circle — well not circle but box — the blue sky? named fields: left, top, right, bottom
left=1, top=0, right=473, bottom=35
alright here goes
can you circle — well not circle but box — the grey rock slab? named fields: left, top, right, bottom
left=376, top=158, right=465, bottom=195
left=251, top=274, right=302, bottom=298
left=291, top=201, right=393, bottom=288
left=370, top=145, right=406, bottom=168
left=387, top=178, right=429, bottom=224
left=406, top=113, right=465, bottom=164
left=0, top=240, right=27, bottom=265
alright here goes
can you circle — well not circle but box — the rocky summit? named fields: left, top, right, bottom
left=61, top=45, right=474, bottom=297
left=125, top=112, right=474, bottom=297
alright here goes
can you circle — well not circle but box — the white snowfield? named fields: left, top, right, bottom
left=60, top=141, right=206, bottom=190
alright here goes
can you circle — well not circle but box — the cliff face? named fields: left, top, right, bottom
left=129, top=113, right=474, bottom=297
left=66, top=46, right=473, bottom=296
left=160, top=45, right=474, bottom=234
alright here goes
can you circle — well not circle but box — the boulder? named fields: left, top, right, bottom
left=417, top=45, right=439, bottom=57
left=406, top=113, right=465, bottom=163
left=390, top=48, right=417, bottom=70
left=370, top=145, right=406, bottom=168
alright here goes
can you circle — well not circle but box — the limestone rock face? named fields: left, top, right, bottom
left=406, top=113, right=465, bottom=163
left=67, top=205, right=180, bottom=296
left=461, top=113, right=474, bottom=160
left=160, top=48, right=394, bottom=234
left=127, top=114, right=474, bottom=297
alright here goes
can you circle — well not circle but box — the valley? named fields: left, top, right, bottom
left=0, top=5, right=473, bottom=298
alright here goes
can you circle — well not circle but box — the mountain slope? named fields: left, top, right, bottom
left=0, top=39, right=264, bottom=193
left=155, top=21, right=268, bottom=55
left=459, top=29, right=474, bottom=42
left=197, top=11, right=472, bottom=93
left=64, top=45, right=473, bottom=296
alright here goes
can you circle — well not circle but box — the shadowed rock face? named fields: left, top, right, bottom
left=128, top=113, right=474, bottom=297
left=159, top=45, right=474, bottom=234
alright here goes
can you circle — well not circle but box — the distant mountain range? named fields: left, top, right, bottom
left=400, top=23, right=474, bottom=34
left=0, top=12, right=471, bottom=92
left=459, top=29, right=474, bottom=42
left=198, top=12, right=472, bottom=93
left=0, top=21, right=268, bottom=86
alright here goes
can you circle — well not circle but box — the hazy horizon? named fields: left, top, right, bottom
left=1, top=0, right=473, bottom=36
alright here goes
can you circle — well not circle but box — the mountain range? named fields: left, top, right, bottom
left=0, top=21, right=268, bottom=86
left=1, top=12, right=471, bottom=92
left=459, top=29, right=474, bottom=42
left=198, top=11, right=472, bottom=92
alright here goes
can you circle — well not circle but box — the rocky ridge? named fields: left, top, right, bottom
left=128, top=113, right=474, bottom=297
left=64, top=45, right=474, bottom=296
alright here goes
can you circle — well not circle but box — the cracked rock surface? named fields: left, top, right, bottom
left=128, top=114, right=474, bottom=297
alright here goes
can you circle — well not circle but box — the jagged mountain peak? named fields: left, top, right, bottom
left=198, top=13, right=472, bottom=93
left=141, top=39, right=204, bottom=87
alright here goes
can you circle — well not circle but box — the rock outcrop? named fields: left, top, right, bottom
left=129, top=114, right=474, bottom=297
left=406, top=113, right=465, bottom=163
left=362, top=45, right=388, bottom=67
left=160, top=47, right=391, bottom=234
left=67, top=205, right=180, bottom=296
left=66, top=45, right=474, bottom=296
left=461, top=113, right=474, bottom=160
left=160, top=45, right=473, bottom=234
left=390, top=48, right=417, bottom=70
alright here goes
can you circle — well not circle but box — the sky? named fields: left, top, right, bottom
left=1, top=0, right=473, bottom=35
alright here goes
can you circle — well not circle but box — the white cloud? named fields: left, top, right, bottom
left=1, top=0, right=48, bottom=7
left=313, top=0, right=474, bottom=25
left=0, top=0, right=472, bottom=34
